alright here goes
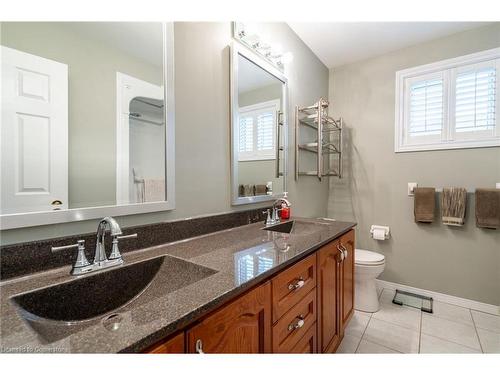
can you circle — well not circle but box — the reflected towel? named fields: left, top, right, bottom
left=414, top=187, right=435, bottom=223
left=144, top=179, right=165, bottom=202
left=243, top=185, right=253, bottom=197
left=441, top=187, right=467, bottom=226
left=238, top=184, right=245, bottom=197
left=255, top=184, right=267, bottom=196
left=475, top=188, right=500, bottom=229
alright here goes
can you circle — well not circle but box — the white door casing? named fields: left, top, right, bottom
left=116, top=72, right=164, bottom=205
left=1, top=46, right=69, bottom=214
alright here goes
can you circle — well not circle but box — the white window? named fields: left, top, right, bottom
left=238, top=99, right=279, bottom=161
left=395, top=48, right=500, bottom=152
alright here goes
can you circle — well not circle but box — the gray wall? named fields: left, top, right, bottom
left=328, top=24, right=500, bottom=305
left=1, top=22, right=329, bottom=245
left=239, top=83, right=282, bottom=107
left=1, top=22, right=163, bottom=209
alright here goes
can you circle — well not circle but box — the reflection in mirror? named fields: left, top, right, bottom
left=0, top=22, right=169, bottom=217
left=232, top=44, right=287, bottom=205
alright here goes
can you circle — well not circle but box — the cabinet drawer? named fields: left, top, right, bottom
left=289, top=323, right=317, bottom=354
left=272, top=288, right=316, bottom=353
left=272, top=254, right=316, bottom=322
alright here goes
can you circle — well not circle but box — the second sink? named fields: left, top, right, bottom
left=263, top=220, right=326, bottom=235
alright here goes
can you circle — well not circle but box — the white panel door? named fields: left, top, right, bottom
left=1, top=46, right=68, bottom=214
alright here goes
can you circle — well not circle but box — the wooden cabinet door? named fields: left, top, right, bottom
left=186, top=282, right=271, bottom=354
left=317, top=239, right=342, bottom=353
left=340, top=230, right=355, bottom=330
left=147, top=332, right=185, bottom=353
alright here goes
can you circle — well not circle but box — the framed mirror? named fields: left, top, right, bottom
left=230, top=42, right=288, bottom=205
left=0, top=22, right=175, bottom=229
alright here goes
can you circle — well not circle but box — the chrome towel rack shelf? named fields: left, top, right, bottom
left=295, top=97, right=343, bottom=181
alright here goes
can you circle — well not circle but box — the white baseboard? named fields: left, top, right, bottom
left=376, top=279, right=500, bottom=316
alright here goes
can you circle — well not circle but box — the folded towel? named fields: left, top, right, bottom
left=475, top=188, right=500, bottom=229
left=243, top=184, right=253, bottom=197
left=414, top=187, right=435, bottom=223
left=441, top=187, right=467, bottom=226
left=144, top=179, right=165, bottom=202
left=255, top=184, right=267, bottom=196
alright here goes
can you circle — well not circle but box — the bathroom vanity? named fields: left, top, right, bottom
left=0, top=217, right=355, bottom=353
left=145, top=225, right=354, bottom=354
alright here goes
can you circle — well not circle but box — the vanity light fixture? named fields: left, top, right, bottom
left=233, top=22, right=293, bottom=69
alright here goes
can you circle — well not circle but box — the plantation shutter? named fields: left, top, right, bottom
left=454, top=64, right=496, bottom=136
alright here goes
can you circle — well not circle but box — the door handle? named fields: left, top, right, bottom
left=336, top=244, right=345, bottom=261
left=340, top=244, right=348, bottom=258
left=195, top=339, right=204, bottom=354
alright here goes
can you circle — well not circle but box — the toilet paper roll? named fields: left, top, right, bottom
left=372, top=228, right=386, bottom=240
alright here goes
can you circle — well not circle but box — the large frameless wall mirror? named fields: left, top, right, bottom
left=230, top=42, right=288, bottom=205
left=0, top=22, right=175, bottom=229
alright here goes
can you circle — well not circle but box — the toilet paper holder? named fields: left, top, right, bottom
left=370, top=225, right=390, bottom=240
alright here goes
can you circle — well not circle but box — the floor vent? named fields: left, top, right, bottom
left=392, top=289, right=433, bottom=313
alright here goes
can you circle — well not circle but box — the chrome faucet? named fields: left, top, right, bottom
left=51, top=216, right=137, bottom=276
left=95, top=216, right=123, bottom=267
left=263, top=196, right=292, bottom=227
left=273, top=197, right=291, bottom=211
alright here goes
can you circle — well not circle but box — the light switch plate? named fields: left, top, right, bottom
left=408, top=182, right=418, bottom=196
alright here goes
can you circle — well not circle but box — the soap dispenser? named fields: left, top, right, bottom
left=280, top=192, right=291, bottom=220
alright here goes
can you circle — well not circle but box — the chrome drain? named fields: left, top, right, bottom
left=102, top=313, right=123, bottom=331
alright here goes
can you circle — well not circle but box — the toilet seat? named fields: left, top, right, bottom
left=355, top=249, right=385, bottom=266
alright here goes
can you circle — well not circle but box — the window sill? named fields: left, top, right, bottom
left=238, top=156, right=277, bottom=162
left=395, top=138, right=500, bottom=153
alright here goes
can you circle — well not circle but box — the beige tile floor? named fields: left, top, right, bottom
left=336, top=288, right=500, bottom=354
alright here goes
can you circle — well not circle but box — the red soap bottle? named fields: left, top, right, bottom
left=281, top=205, right=290, bottom=220
left=280, top=192, right=291, bottom=220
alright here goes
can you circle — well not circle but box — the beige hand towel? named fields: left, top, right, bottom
left=243, top=184, right=253, bottom=197
left=238, top=184, right=245, bottom=197
left=475, top=188, right=500, bottom=229
left=254, top=184, right=267, bottom=196
left=414, top=187, right=435, bottom=223
left=441, top=187, right=467, bottom=226
left=144, top=179, right=165, bottom=202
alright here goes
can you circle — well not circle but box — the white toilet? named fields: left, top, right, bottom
left=354, top=249, right=385, bottom=313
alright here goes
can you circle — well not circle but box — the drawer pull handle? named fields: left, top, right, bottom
left=288, top=316, right=305, bottom=331
left=288, top=278, right=305, bottom=291
left=195, top=339, right=204, bottom=354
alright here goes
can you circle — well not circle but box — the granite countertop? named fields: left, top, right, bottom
left=0, top=217, right=355, bottom=353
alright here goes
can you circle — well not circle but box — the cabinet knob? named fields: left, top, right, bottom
left=288, top=277, right=305, bottom=291
left=195, top=339, right=204, bottom=354
left=288, top=315, right=305, bottom=331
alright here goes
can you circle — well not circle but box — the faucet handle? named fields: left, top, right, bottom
left=109, top=233, right=137, bottom=261
left=263, top=209, right=272, bottom=226
left=117, top=233, right=138, bottom=241
left=52, top=240, right=92, bottom=275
